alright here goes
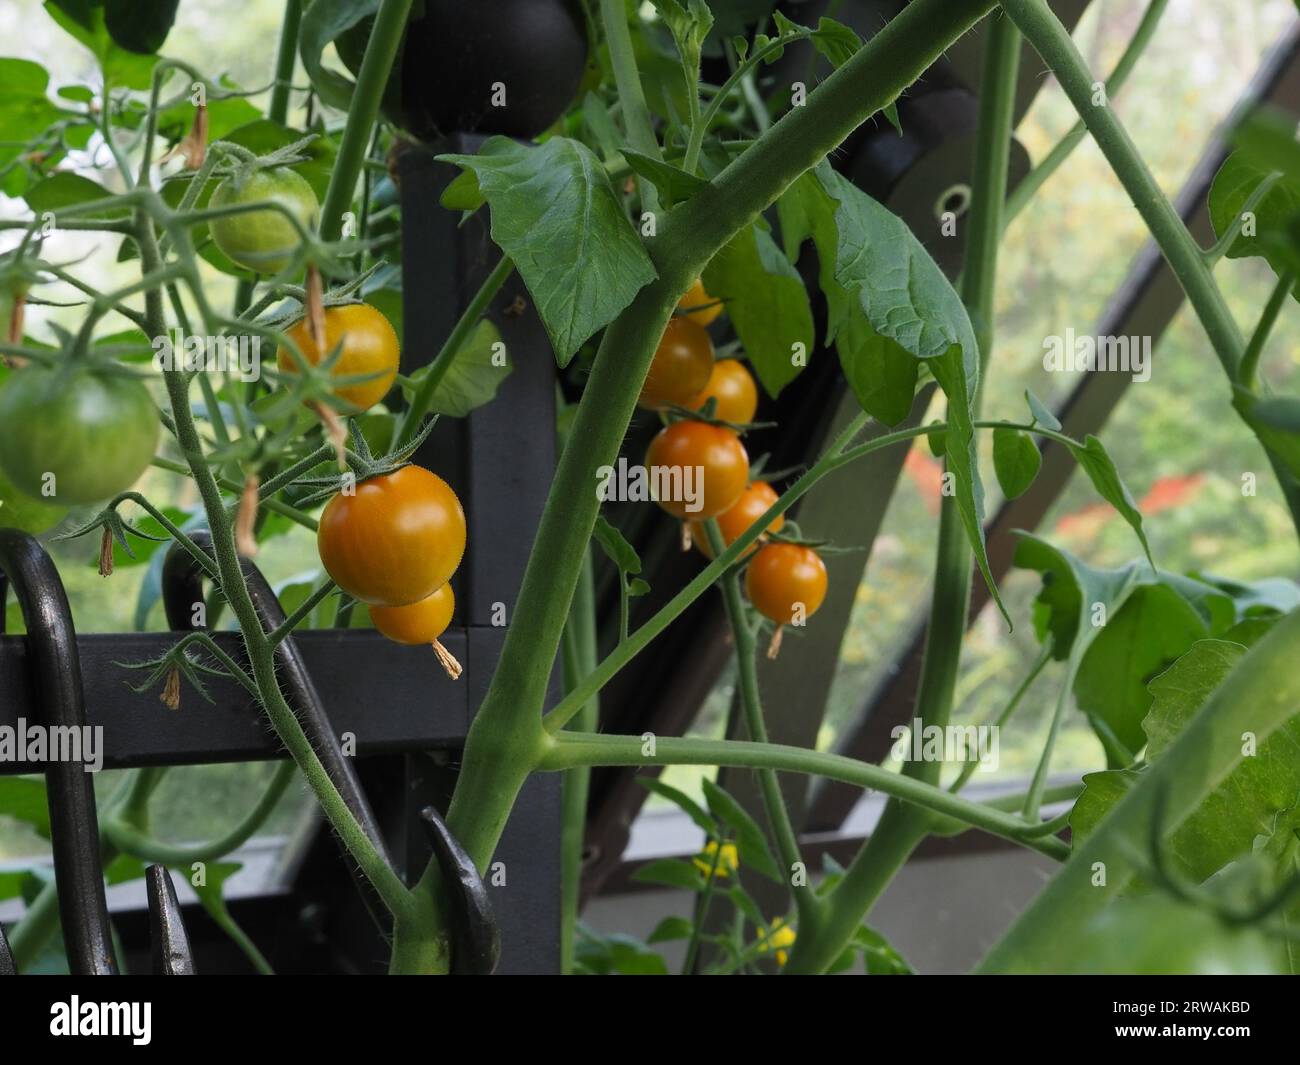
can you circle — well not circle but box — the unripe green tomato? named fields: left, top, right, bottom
left=0, top=365, right=160, bottom=506
left=0, top=467, right=68, bottom=535
left=209, top=168, right=320, bottom=275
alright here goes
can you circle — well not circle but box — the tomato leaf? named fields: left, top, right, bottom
left=399, top=319, right=511, bottom=418
left=103, top=0, right=178, bottom=55
left=1072, top=630, right=1300, bottom=921
left=700, top=778, right=782, bottom=883
left=0, top=778, right=50, bottom=838
left=809, top=16, right=863, bottom=68
left=1075, top=583, right=1215, bottom=763
left=632, top=858, right=706, bottom=892
left=298, top=0, right=377, bottom=110
left=43, top=0, right=158, bottom=90
left=1233, top=386, right=1300, bottom=481
left=438, top=136, right=657, bottom=366
left=784, top=163, right=1003, bottom=621
left=647, top=916, right=695, bottom=944
left=1067, top=435, right=1153, bottom=567
left=621, top=149, right=709, bottom=205
left=992, top=427, right=1040, bottom=500
left=1024, top=388, right=1061, bottom=431
left=854, top=924, right=914, bottom=975
left=24, top=172, right=121, bottom=216
left=1014, top=535, right=1247, bottom=765
left=592, top=515, right=642, bottom=576
left=637, top=776, right=715, bottom=834
left=0, top=58, right=66, bottom=152
left=1208, top=149, right=1300, bottom=272
left=836, top=317, right=918, bottom=426
left=702, top=222, right=814, bottom=398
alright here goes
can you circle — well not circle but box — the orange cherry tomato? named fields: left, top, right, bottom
left=745, top=543, right=828, bottom=626
left=690, top=480, right=784, bottom=559
left=677, top=277, right=723, bottom=326
left=644, top=420, right=749, bottom=520
left=639, top=317, right=713, bottom=411
left=369, top=584, right=462, bottom=678
left=317, top=465, right=465, bottom=606
left=370, top=583, right=455, bottom=644
left=279, top=303, right=400, bottom=413
left=692, top=358, right=758, bottom=425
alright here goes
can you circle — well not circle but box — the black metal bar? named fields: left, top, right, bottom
left=419, top=806, right=500, bottom=974
left=396, top=139, right=565, bottom=973
left=160, top=533, right=393, bottom=869
left=0, top=628, right=471, bottom=773
left=0, top=529, right=117, bottom=975
left=145, top=864, right=196, bottom=975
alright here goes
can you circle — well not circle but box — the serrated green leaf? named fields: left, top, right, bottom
left=439, top=169, right=483, bottom=212
left=439, top=137, right=656, bottom=366
left=809, top=16, right=862, bottom=68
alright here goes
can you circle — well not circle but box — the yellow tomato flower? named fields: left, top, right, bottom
left=758, top=917, right=797, bottom=966
left=692, top=840, right=739, bottom=878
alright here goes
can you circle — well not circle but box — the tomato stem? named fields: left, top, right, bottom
left=538, top=733, right=1070, bottom=861
left=705, top=519, right=816, bottom=919
left=394, top=254, right=515, bottom=447
left=783, top=12, right=1022, bottom=975
left=318, top=0, right=414, bottom=243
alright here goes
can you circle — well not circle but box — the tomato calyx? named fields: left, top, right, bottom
left=761, top=521, right=856, bottom=554
left=203, top=138, right=355, bottom=281
left=290, top=414, right=439, bottom=507
left=53, top=501, right=171, bottom=576
left=660, top=398, right=774, bottom=434
left=209, top=134, right=317, bottom=185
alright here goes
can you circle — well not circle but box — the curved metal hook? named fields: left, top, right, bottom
left=160, top=533, right=395, bottom=870
left=0, top=529, right=118, bottom=975
left=145, top=864, right=195, bottom=975
left=420, top=806, right=500, bottom=975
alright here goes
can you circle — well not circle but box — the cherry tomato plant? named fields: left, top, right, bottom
left=1, top=0, right=1299, bottom=980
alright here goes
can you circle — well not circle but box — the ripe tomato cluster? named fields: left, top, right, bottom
left=642, top=280, right=828, bottom=657
left=317, top=464, right=467, bottom=677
